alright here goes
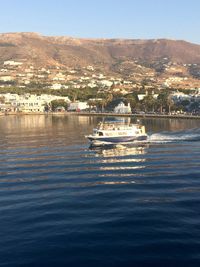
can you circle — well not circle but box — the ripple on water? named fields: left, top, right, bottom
left=0, top=116, right=200, bottom=266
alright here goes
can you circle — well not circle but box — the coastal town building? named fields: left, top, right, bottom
left=137, top=91, right=159, bottom=101
left=3, top=61, right=23, bottom=66
left=0, top=76, right=14, bottom=82
left=0, top=93, right=70, bottom=112
left=68, top=101, right=89, bottom=111
left=114, top=102, right=132, bottom=114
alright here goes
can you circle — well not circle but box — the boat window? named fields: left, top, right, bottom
left=98, top=132, right=103, bottom=136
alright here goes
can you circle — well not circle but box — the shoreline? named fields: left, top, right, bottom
left=0, top=111, right=200, bottom=120
left=72, top=112, right=200, bottom=120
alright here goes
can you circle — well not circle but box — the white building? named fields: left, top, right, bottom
left=68, top=101, right=89, bottom=111
left=50, top=83, right=63, bottom=90
left=114, top=102, right=132, bottom=114
left=88, top=82, right=97, bottom=88
left=52, top=73, right=66, bottom=81
left=0, top=76, right=14, bottom=82
left=86, top=65, right=94, bottom=71
left=3, top=61, right=23, bottom=66
left=171, top=92, right=191, bottom=102
left=99, top=80, right=113, bottom=87
left=50, top=83, right=69, bottom=90
left=0, top=93, right=20, bottom=102
left=0, top=93, right=70, bottom=113
left=137, top=92, right=159, bottom=101
left=12, top=95, right=45, bottom=112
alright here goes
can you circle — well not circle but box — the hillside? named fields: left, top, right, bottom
left=1, top=32, right=200, bottom=90
left=1, top=32, right=200, bottom=67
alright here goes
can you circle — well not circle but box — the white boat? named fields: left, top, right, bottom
left=86, top=121, right=148, bottom=145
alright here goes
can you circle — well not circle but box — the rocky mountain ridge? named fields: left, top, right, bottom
left=1, top=32, right=200, bottom=67
left=1, top=32, right=200, bottom=90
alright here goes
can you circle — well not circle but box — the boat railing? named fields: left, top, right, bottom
left=98, top=122, right=142, bottom=131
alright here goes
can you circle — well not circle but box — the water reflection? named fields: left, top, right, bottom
left=88, top=144, right=148, bottom=176
left=89, top=143, right=148, bottom=158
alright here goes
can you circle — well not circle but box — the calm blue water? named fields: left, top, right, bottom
left=0, top=115, right=200, bottom=267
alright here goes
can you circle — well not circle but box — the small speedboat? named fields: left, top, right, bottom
left=86, top=121, right=148, bottom=145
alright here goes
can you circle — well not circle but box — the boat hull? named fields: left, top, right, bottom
left=87, top=134, right=148, bottom=145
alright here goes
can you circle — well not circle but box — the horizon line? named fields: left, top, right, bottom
left=0, top=31, right=198, bottom=45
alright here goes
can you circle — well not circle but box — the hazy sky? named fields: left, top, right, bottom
left=1, top=0, right=200, bottom=43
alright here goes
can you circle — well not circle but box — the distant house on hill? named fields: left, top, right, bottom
left=3, top=60, right=23, bottom=66
left=137, top=91, right=159, bottom=101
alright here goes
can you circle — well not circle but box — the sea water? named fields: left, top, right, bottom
left=0, top=115, right=200, bottom=267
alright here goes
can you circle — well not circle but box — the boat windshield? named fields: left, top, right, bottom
left=98, top=122, right=134, bottom=130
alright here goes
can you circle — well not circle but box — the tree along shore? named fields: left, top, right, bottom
left=1, top=111, right=200, bottom=120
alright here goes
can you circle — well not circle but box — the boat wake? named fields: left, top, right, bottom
left=148, top=128, right=200, bottom=143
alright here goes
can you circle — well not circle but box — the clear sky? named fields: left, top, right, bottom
left=0, top=0, right=200, bottom=44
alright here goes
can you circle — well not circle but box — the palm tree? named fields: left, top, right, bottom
left=142, top=95, right=157, bottom=112
left=96, top=93, right=114, bottom=112
left=157, top=92, right=168, bottom=113
left=124, top=94, right=137, bottom=112
left=167, top=94, right=174, bottom=114
left=87, top=99, right=97, bottom=112
left=0, top=96, right=5, bottom=103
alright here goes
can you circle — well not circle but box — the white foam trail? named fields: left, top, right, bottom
left=148, top=128, right=200, bottom=143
